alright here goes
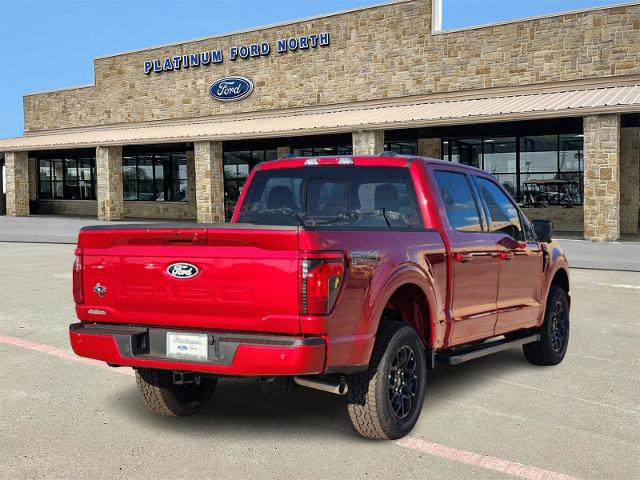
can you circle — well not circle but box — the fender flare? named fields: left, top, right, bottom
left=367, top=262, right=440, bottom=348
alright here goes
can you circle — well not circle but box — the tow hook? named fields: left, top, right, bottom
left=172, top=371, right=200, bottom=385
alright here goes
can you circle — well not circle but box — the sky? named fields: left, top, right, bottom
left=0, top=0, right=625, bottom=138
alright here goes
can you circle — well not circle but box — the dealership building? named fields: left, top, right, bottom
left=0, top=0, right=638, bottom=240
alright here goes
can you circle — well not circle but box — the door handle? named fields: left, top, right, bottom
left=453, top=252, right=473, bottom=263
left=498, top=252, right=513, bottom=261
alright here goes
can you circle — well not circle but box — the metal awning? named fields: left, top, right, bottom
left=1, top=84, right=639, bottom=151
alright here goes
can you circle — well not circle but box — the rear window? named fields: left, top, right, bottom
left=236, top=166, right=421, bottom=228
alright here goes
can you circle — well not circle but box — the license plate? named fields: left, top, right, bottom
left=166, top=332, right=209, bottom=361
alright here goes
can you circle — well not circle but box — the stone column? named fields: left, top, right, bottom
left=620, top=126, right=639, bottom=234
left=96, top=146, right=124, bottom=221
left=418, top=138, right=441, bottom=158
left=583, top=114, right=620, bottom=241
left=352, top=130, right=384, bottom=155
left=277, top=146, right=292, bottom=158
left=194, top=141, right=225, bottom=223
left=5, top=151, right=30, bottom=216
left=28, top=157, right=38, bottom=201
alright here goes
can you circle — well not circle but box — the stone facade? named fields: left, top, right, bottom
left=583, top=114, right=621, bottom=241
left=35, top=200, right=97, bottom=216
left=27, top=158, right=37, bottom=201
left=353, top=130, right=385, bottom=155
left=96, top=146, right=124, bottom=221
left=22, top=1, right=639, bottom=132
left=194, top=141, right=225, bottom=223
left=418, top=138, right=441, bottom=158
left=522, top=207, right=584, bottom=233
left=5, top=151, right=30, bottom=216
left=620, top=126, right=640, bottom=234
left=124, top=201, right=195, bottom=220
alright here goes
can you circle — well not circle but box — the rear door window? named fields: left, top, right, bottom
left=433, top=170, right=483, bottom=232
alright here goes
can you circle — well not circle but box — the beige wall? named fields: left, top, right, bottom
left=23, top=1, right=639, bottom=132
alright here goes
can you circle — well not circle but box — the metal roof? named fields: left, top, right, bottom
left=1, top=84, right=639, bottom=152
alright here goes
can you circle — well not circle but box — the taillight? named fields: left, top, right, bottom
left=73, top=248, right=84, bottom=304
left=300, top=252, right=345, bottom=315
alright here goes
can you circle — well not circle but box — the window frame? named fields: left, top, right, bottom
left=122, top=152, right=187, bottom=202
left=223, top=148, right=279, bottom=219
left=440, top=133, right=584, bottom=206
left=36, top=155, right=96, bottom=201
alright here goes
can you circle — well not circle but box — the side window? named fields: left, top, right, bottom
left=433, top=171, right=483, bottom=232
left=476, top=177, right=524, bottom=241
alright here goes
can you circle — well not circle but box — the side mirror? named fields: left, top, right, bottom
left=532, top=219, right=553, bottom=243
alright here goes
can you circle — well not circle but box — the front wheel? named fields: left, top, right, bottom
left=135, top=368, right=217, bottom=416
left=347, top=322, right=427, bottom=439
left=523, top=285, right=570, bottom=366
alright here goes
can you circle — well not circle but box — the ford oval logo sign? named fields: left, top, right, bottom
left=167, top=263, right=199, bottom=279
left=209, top=76, right=254, bottom=102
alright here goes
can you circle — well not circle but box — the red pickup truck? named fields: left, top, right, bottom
left=70, top=155, right=570, bottom=439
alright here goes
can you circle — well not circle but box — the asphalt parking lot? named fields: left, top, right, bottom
left=1, top=242, right=638, bottom=480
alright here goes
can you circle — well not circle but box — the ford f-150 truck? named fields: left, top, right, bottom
left=70, top=155, right=570, bottom=439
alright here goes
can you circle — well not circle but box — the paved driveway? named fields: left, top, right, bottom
left=1, top=243, right=639, bottom=479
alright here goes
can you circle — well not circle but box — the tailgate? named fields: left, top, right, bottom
left=77, top=225, right=301, bottom=334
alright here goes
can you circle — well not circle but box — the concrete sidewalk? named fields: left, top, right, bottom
left=1, top=215, right=638, bottom=271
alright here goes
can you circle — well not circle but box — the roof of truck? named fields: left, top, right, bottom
left=256, top=154, right=485, bottom=173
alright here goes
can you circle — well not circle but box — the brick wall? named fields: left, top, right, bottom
left=23, top=1, right=639, bottom=132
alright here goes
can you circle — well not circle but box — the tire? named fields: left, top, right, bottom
left=347, top=322, right=427, bottom=440
left=523, top=285, right=570, bottom=366
left=135, top=368, right=217, bottom=416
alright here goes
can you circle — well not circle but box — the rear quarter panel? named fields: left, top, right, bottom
left=299, top=229, right=447, bottom=369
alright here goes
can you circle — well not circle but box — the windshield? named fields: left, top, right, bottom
left=236, top=166, right=422, bottom=228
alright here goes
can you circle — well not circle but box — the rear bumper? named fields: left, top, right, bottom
left=69, top=322, right=326, bottom=376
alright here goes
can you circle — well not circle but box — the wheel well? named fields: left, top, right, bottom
left=551, top=268, right=569, bottom=294
left=381, top=283, right=431, bottom=347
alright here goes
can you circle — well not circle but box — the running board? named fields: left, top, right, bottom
left=436, top=334, right=540, bottom=366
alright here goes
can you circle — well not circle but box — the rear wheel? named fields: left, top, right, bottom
left=523, top=285, right=570, bottom=366
left=347, top=322, right=427, bottom=439
left=135, top=368, right=217, bottom=416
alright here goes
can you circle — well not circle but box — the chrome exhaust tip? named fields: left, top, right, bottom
left=293, top=376, right=348, bottom=395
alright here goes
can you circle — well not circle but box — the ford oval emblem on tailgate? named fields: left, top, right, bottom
left=167, top=263, right=199, bottom=279
left=209, top=76, right=253, bottom=101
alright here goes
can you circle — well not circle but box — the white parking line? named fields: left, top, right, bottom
left=596, top=282, right=640, bottom=289
left=395, top=437, right=579, bottom=480
left=1, top=333, right=580, bottom=480
left=0, top=333, right=134, bottom=376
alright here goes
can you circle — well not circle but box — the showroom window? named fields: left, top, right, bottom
left=223, top=148, right=278, bottom=219
left=123, top=152, right=187, bottom=202
left=441, top=133, right=584, bottom=206
left=292, top=145, right=353, bottom=156
left=384, top=141, right=418, bottom=155
left=37, top=154, right=96, bottom=200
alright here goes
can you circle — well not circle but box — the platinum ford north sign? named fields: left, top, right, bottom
left=144, top=32, right=330, bottom=74
left=209, top=76, right=254, bottom=102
